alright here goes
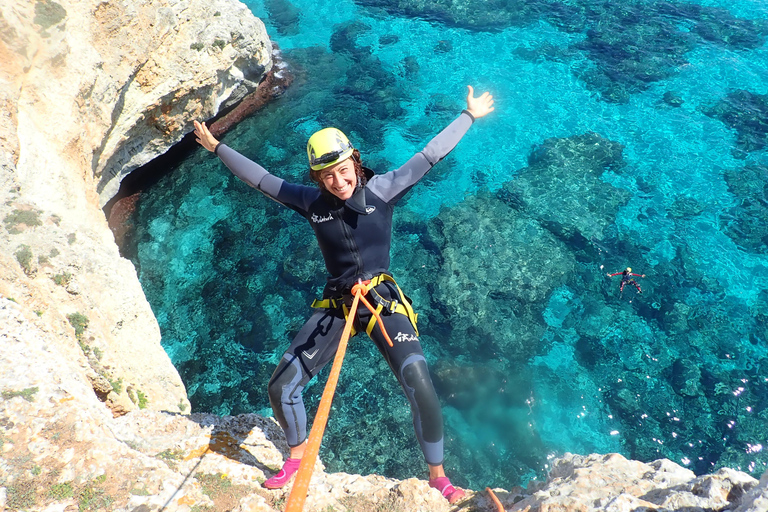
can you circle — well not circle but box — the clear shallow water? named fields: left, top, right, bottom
left=128, top=0, right=768, bottom=490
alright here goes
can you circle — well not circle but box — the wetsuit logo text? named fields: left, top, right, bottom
left=394, top=332, right=418, bottom=343
left=311, top=213, right=334, bottom=223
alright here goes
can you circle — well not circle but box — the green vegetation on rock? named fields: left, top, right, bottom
left=34, top=0, right=66, bottom=29
left=4, top=209, right=42, bottom=233
left=1, top=386, right=39, bottom=402
left=52, top=272, right=72, bottom=286
left=67, top=312, right=89, bottom=338
left=14, top=245, right=33, bottom=274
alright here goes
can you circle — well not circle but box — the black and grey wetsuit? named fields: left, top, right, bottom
left=215, top=111, right=474, bottom=466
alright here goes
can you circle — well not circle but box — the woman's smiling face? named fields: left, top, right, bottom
left=319, top=158, right=357, bottom=200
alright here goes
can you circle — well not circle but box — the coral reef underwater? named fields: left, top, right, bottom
left=356, top=0, right=768, bottom=102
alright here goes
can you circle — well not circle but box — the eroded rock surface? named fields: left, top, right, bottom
left=0, top=0, right=274, bottom=447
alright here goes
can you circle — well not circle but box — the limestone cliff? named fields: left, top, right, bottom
left=1, top=0, right=768, bottom=511
left=1, top=0, right=271, bottom=416
left=3, top=0, right=272, bottom=208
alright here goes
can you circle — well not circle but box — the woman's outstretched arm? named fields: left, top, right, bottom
left=193, top=120, right=312, bottom=209
left=367, top=85, right=495, bottom=204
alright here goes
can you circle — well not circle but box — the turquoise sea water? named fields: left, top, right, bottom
left=127, top=0, right=768, bottom=490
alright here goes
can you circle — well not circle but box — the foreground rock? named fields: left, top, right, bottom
left=0, top=295, right=453, bottom=511
left=1, top=324, right=766, bottom=511
left=511, top=453, right=762, bottom=512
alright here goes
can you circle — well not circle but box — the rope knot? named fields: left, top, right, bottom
left=350, top=281, right=369, bottom=296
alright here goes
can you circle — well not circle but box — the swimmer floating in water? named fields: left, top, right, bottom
left=607, top=267, right=645, bottom=296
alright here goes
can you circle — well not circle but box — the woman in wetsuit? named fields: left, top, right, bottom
left=193, top=86, right=494, bottom=503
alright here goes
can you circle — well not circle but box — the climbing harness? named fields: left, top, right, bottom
left=310, top=273, right=419, bottom=337
left=284, top=280, right=393, bottom=512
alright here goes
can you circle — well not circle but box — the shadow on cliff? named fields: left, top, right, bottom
left=159, top=413, right=288, bottom=511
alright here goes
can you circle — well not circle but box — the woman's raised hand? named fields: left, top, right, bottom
left=466, top=85, right=495, bottom=119
left=194, top=120, right=220, bottom=152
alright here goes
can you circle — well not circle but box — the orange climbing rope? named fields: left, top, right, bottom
left=284, top=280, right=393, bottom=512
left=486, top=487, right=505, bottom=512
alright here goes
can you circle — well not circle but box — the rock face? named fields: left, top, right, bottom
left=509, top=453, right=759, bottom=512
left=2, top=0, right=272, bottom=208
left=0, top=0, right=272, bottom=424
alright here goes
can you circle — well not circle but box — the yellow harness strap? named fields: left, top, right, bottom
left=311, top=297, right=341, bottom=309
left=363, top=274, right=419, bottom=337
left=310, top=274, right=419, bottom=337
left=309, top=298, right=358, bottom=337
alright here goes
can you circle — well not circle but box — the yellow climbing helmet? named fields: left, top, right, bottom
left=307, top=128, right=354, bottom=171
left=626, top=267, right=632, bottom=272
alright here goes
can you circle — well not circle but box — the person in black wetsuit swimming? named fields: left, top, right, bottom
left=193, top=85, right=494, bottom=503
left=607, top=267, right=645, bottom=296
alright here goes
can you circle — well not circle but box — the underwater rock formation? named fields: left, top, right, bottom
left=328, top=21, right=409, bottom=146
left=498, top=132, right=631, bottom=242
left=570, top=2, right=767, bottom=102
left=719, top=164, right=768, bottom=254
left=355, top=0, right=768, bottom=103
left=425, top=191, right=572, bottom=361
left=704, top=90, right=768, bottom=157
left=354, top=0, right=540, bottom=31
left=657, top=2, right=768, bottom=50
left=569, top=5, right=696, bottom=103
left=663, top=91, right=685, bottom=107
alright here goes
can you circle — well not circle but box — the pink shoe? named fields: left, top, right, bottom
left=264, top=458, right=301, bottom=489
left=429, top=476, right=466, bottom=504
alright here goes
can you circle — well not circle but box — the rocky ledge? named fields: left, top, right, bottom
left=1, top=0, right=768, bottom=511
left=1, top=319, right=767, bottom=511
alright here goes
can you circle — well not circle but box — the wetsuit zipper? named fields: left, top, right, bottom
left=338, top=208, right=363, bottom=286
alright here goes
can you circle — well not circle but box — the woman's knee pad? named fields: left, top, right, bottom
left=400, top=355, right=443, bottom=440
left=268, top=356, right=302, bottom=406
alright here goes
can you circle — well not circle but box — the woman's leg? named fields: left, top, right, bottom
left=366, top=310, right=465, bottom=502
left=265, top=308, right=345, bottom=487
left=367, top=310, right=444, bottom=464
left=360, top=282, right=465, bottom=503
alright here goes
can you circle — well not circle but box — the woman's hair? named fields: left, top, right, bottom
left=309, top=149, right=367, bottom=190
